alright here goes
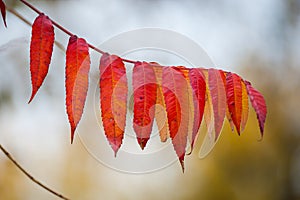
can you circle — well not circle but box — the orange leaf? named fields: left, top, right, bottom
left=28, top=14, right=54, bottom=103
left=133, top=62, right=157, bottom=149
left=162, top=66, right=189, bottom=171
left=208, top=68, right=226, bottom=139
left=188, top=68, right=206, bottom=152
left=241, top=80, right=249, bottom=132
left=0, top=0, right=6, bottom=27
left=100, top=53, right=128, bottom=156
left=198, top=71, right=215, bottom=158
left=176, top=67, right=195, bottom=154
left=245, top=81, right=267, bottom=137
left=226, top=72, right=243, bottom=134
left=153, top=65, right=169, bottom=143
left=65, top=35, right=90, bottom=143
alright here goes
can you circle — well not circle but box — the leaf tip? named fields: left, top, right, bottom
left=28, top=92, right=36, bottom=104
left=0, top=0, right=7, bottom=28
left=179, top=155, right=185, bottom=173
left=114, top=149, right=119, bottom=158
left=186, top=142, right=195, bottom=156
left=137, top=138, right=149, bottom=150
left=257, top=135, right=263, bottom=142
left=109, top=142, right=121, bottom=157
left=186, top=149, right=192, bottom=156
left=237, top=129, right=241, bottom=136
left=70, top=126, right=76, bottom=144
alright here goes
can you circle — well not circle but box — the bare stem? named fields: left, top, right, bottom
left=19, top=0, right=137, bottom=64
left=0, top=144, right=70, bottom=200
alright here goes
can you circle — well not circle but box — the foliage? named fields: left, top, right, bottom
left=1, top=0, right=267, bottom=171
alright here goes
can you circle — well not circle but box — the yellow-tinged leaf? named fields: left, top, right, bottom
left=208, top=69, right=226, bottom=139
left=241, top=79, right=249, bottom=132
left=153, top=65, right=170, bottom=142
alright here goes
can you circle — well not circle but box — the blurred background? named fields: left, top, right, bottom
left=0, top=0, right=300, bottom=199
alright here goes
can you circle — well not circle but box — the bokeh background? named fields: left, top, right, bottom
left=1, top=0, right=300, bottom=199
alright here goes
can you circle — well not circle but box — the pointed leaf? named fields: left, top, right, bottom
left=240, top=80, right=249, bottom=132
left=219, top=71, right=235, bottom=131
left=226, top=105, right=235, bottom=131
left=29, top=14, right=54, bottom=103
left=199, top=71, right=215, bottom=158
left=100, top=53, right=128, bottom=155
left=0, top=0, right=6, bottom=27
left=152, top=64, right=169, bottom=142
left=162, top=66, right=189, bottom=171
left=204, top=80, right=214, bottom=136
left=188, top=68, right=206, bottom=152
left=177, top=67, right=194, bottom=155
left=65, top=35, right=90, bottom=143
left=245, top=81, right=267, bottom=137
left=208, top=68, right=226, bottom=139
left=226, top=72, right=243, bottom=134
left=133, top=62, right=157, bottom=149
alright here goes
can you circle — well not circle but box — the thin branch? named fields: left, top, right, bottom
left=0, top=144, right=70, bottom=200
left=6, top=7, right=65, bottom=52
left=19, top=0, right=137, bottom=64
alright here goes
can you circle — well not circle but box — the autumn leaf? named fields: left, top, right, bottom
left=100, top=53, right=128, bottom=156
left=219, top=70, right=235, bottom=131
left=245, top=81, right=267, bottom=137
left=0, top=0, right=269, bottom=174
left=28, top=14, right=54, bottom=103
left=133, top=62, right=157, bottom=149
left=65, top=35, right=90, bottom=143
left=198, top=73, right=215, bottom=159
left=188, top=68, right=206, bottom=152
left=208, top=68, right=226, bottom=139
left=162, top=66, right=189, bottom=171
left=226, top=72, right=243, bottom=134
left=0, top=0, right=6, bottom=27
left=240, top=80, right=249, bottom=132
left=152, top=65, right=169, bottom=143
left=176, top=66, right=195, bottom=155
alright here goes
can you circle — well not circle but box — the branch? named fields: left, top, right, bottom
left=19, top=0, right=137, bottom=64
left=0, top=144, right=70, bottom=200
left=6, top=7, right=65, bottom=52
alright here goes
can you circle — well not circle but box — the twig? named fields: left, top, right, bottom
left=6, top=7, right=65, bottom=52
left=0, top=144, right=70, bottom=200
left=19, top=0, right=137, bottom=64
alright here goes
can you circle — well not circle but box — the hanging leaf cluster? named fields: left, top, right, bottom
left=1, top=2, right=267, bottom=171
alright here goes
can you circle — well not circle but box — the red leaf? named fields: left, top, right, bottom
left=66, top=35, right=90, bottom=143
left=162, top=66, right=189, bottom=171
left=28, top=14, right=54, bottom=103
left=208, top=68, right=226, bottom=139
left=226, top=72, right=243, bottom=134
left=133, top=62, right=157, bottom=149
left=100, top=53, right=128, bottom=156
left=0, top=0, right=6, bottom=27
left=152, top=65, right=170, bottom=142
left=219, top=70, right=235, bottom=131
left=188, top=68, right=206, bottom=151
left=245, top=81, right=267, bottom=137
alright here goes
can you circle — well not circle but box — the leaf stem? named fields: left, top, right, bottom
left=0, top=144, right=70, bottom=200
left=19, top=0, right=137, bottom=64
